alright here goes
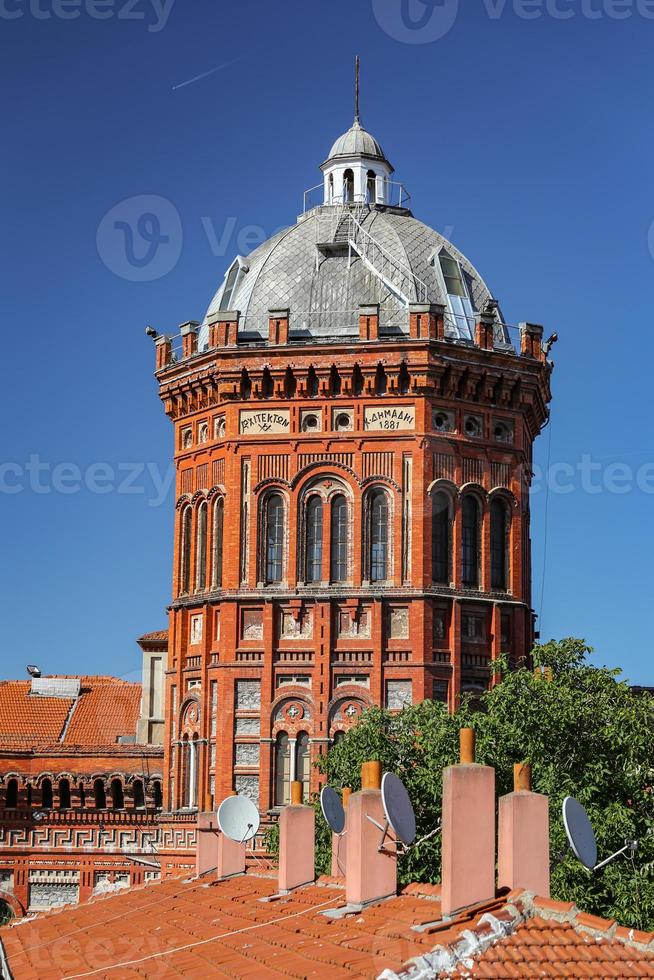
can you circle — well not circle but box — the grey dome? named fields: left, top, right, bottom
left=326, top=121, right=389, bottom=165
left=199, top=207, right=494, bottom=346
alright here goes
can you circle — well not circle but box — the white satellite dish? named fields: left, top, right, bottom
left=217, top=795, right=260, bottom=844
left=562, top=796, right=637, bottom=872
left=381, top=772, right=417, bottom=846
left=321, top=787, right=345, bottom=835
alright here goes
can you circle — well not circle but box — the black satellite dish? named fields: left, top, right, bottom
left=321, top=786, right=345, bottom=835
left=381, top=772, right=417, bottom=847
left=364, top=772, right=439, bottom=855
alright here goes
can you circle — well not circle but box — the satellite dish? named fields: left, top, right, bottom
left=381, top=772, right=417, bottom=846
left=562, top=796, right=597, bottom=870
left=217, top=795, right=260, bottom=843
left=321, top=787, right=345, bottom=834
left=562, top=796, right=637, bottom=872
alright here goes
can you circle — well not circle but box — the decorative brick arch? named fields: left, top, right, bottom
left=0, top=889, right=25, bottom=920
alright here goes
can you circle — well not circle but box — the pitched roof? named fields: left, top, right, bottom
left=136, top=630, right=168, bottom=644
left=0, top=676, right=141, bottom=750
left=3, top=873, right=654, bottom=979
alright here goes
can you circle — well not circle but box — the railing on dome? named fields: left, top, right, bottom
left=302, top=180, right=412, bottom=215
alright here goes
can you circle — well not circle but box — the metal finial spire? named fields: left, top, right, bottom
left=354, top=55, right=360, bottom=125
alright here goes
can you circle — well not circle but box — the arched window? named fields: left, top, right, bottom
left=78, top=782, right=85, bottom=808
left=93, top=779, right=106, bottom=810
left=368, top=490, right=390, bottom=583
left=132, top=780, right=145, bottom=810
left=307, top=365, right=319, bottom=397
left=366, top=170, right=377, bottom=203
left=295, top=733, right=310, bottom=802
left=332, top=730, right=345, bottom=746
left=398, top=362, right=411, bottom=395
left=329, top=365, right=341, bottom=396
left=274, top=733, right=291, bottom=806
left=330, top=495, right=348, bottom=583
left=374, top=363, right=387, bottom=395
left=327, top=173, right=334, bottom=203
left=58, top=778, right=71, bottom=810
left=110, top=778, right=124, bottom=810
left=4, top=779, right=17, bottom=809
left=240, top=368, right=252, bottom=400
left=179, top=507, right=192, bottom=595
left=152, top=780, right=163, bottom=810
left=490, top=498, right=509, bottom=591
left=284, top=367, right=297, bottom=398
left=262, top=367, right=274, bottom=398
left=41, top=778, right=53, bottom=809
left=461, top=496, right=481, bottom=588
left=343, top=169, right=354, bottom=203
left=196, top=502, right=208, bottom=592
left=432, top=492, right=451, bottom=584
left=265, top=494, right=285, bottom=584
left=305, top=497, right=323, bottom=583
left=212, top=497, right=224, bottom=588
left=352, top=364, right=364, bottom=396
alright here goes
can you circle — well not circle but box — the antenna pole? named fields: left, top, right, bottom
left=354, top=55, right=360, bottom=124
left=593, top=839, right=638, bottom=872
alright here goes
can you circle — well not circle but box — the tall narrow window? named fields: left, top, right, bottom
left=93, top=779, right=106, bottom=810
left=152, top=780, right=163, bottom=809
left=295, top=733, right=310, bottom=802
left=212, top=497, right=224, bottom=588
left=111, top=779, right=124, bottom=810
left=132, top=780, right=145, bottom=810
left=490, top=498, right=509, bottom=591
left=366, top=170, right=377, bottom=203
left=196, top=502, right=208, bottom=592
left=58, top=779, right=71, bottom=810
left=343, top=169, right=354, bottom=203
left=432, top=492, right=450, bottom=584
left=307, top=366, right=319, bottom=397
left=4, top=779, right=17, bottom=809
left=330, top=495, right=348, bottom=583
left=327, top=173, right=334, bottom=203
left=180, top=507, right=192, bottom=595
left=461, top=496, right=480, bottom=588
left=369, top=490, right=390, bottom=582
left=266, top=494, right=285, bottom=584
left=41, top=778, right=53, bottom=809
left=274, top=733, right=291, bottom=806
left=438, top=251, right=475, bottom=340
left=305, top=497, right=323, bottom=583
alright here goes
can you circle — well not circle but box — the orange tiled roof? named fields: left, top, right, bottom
left=2, top=873, right=654, bottom=979
left=64, top=678, right=141, bottom=745
left=0, top=676, right=141, bottom=750
left=137, top=630, right=169, bottom=643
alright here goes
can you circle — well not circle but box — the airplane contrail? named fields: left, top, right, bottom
left=172, top=57, right=242, bottom=91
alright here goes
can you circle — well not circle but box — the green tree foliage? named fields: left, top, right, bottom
left=314, top=639, right=654, bottom=929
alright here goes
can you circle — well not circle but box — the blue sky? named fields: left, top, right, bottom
left=2, top=0, right=652, bottom=683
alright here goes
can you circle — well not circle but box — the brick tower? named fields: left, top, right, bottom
left=149, top=74, right=552, bottom=814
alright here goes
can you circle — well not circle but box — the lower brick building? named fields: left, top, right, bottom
left=0, top=658, right=196, bottom=920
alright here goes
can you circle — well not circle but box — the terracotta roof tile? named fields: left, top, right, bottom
left=0, top=676, right=141, bottom=751
left=137, top=630, right=169, bottom=643
left=3, top=876, right=654, bottom=979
